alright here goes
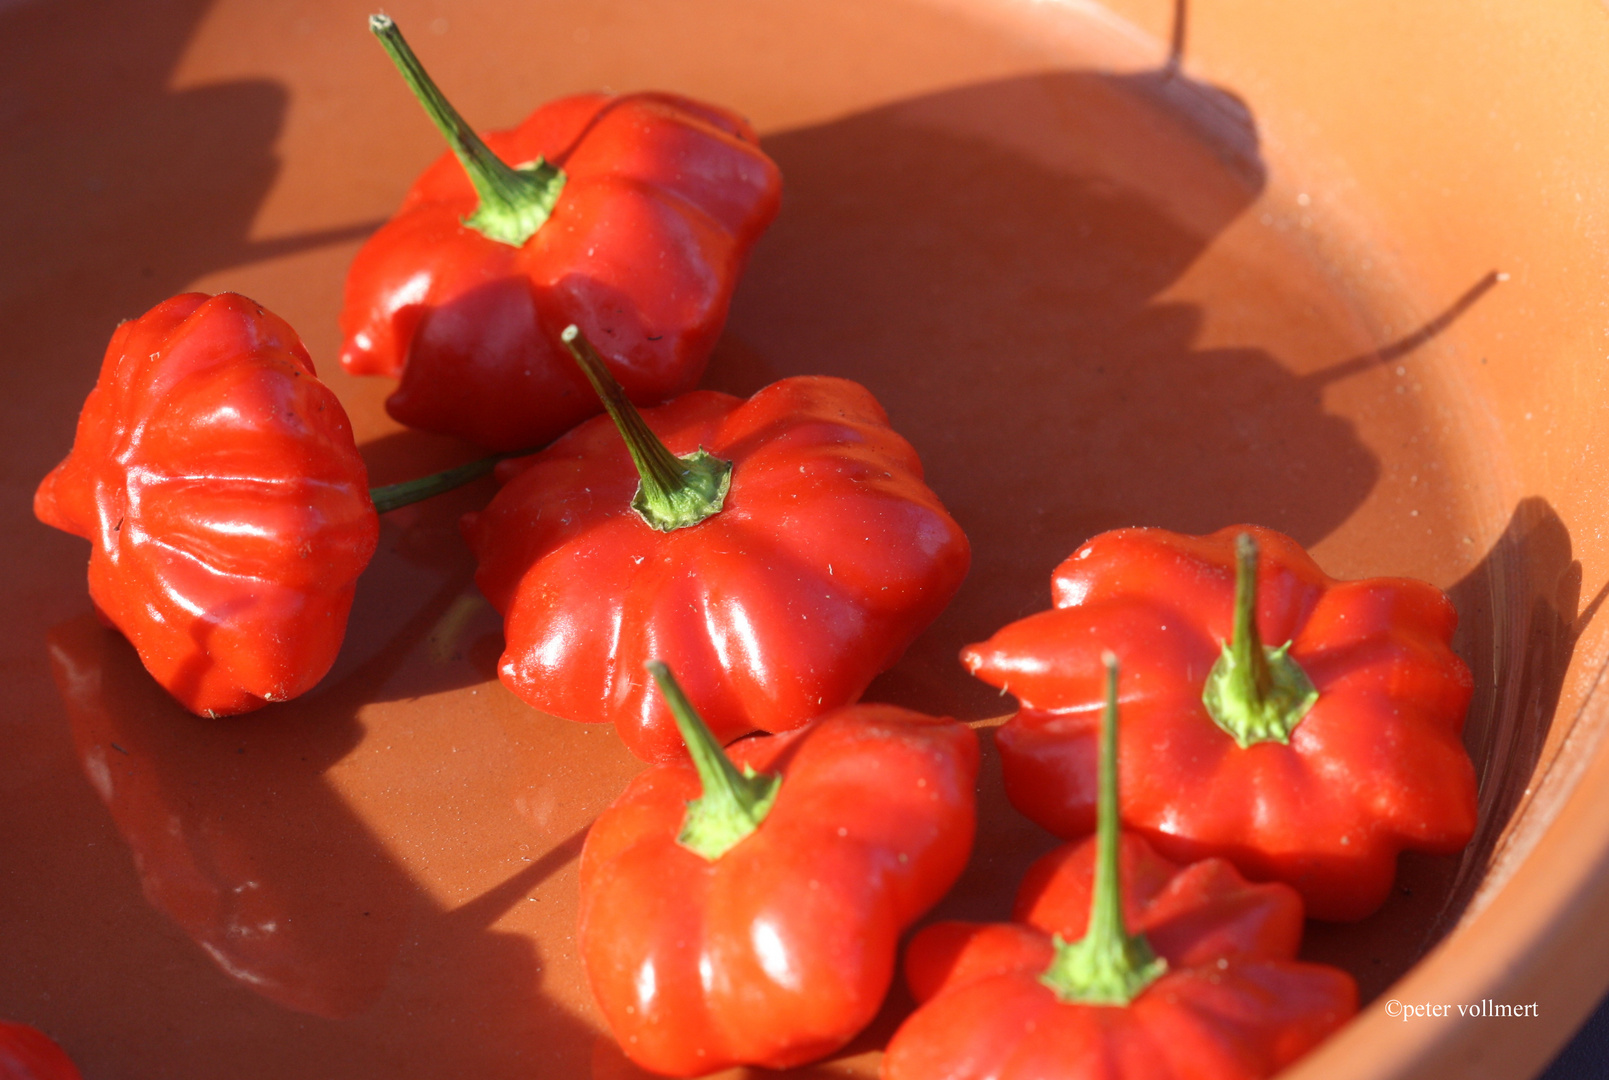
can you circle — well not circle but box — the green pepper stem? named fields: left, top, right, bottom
left=368, top=450, right=533, bottom=514
left=368, top=14, right=565, bottom=247
left=648, top=661, right=780, bottom=860
left=562, top=326, right=732, bottom=531
left=1040, top=653, right=1167, bottom=1006
left=1228, top=533, right=1274, bottom=701
left=1200, top=533, right=1320, bottom=748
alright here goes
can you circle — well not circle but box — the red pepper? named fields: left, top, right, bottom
left=883, top=656, right=1356, bottom=1080
left=340, top=16, right=782, bottom=452
left=35, top=293, right=379, bottom=717
left=462, top=328, right=970, bottom=762
left=961, top=525, right=1477, bottom=921
left=0, top=1021, right=83, bottom=1080
left=579, top=663, right=978, bottom=1075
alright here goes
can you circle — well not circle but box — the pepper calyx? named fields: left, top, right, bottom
left=462, top=157, right=566, bottom=248
left=563, top=325, right=732, bottom=531
left=1041, top=929, right=1169, bottom=1007
left=648, top=661, right=780, bottom=861
left=1039, top=653, right=1168, bottom=1006
left=369, top=14, right=566, bottom=247
left=1201, top=533, right=1319, bottom=748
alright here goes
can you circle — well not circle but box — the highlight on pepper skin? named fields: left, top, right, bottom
left=578, top=662, right=980, bottom=1075
left=883, top=653, right=1357, bottom=1080
left=961, top=524, right=1477, bottom=921
left=463, top=329, right=972, bottom=763
left=35, top=291, right=380, bottom=717
left=341, top=15, right=783, bottom=452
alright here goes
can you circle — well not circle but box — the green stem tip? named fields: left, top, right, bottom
left=648, top=661, right=780, bottom=861
left=562, top=326, right=732, bottom=532
left=368, top=13, right=565, bottom=247
left=1200, top=532, right=1319, bottom=748
left=1040, top=652, right=1167, bottom=1006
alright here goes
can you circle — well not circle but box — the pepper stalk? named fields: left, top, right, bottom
left=562, top=325, right=733, bottom=531
left=647, top=661, right=781, bottom=860
left=1200, top=533, right=1320, bottom=747
left=367, top=452, right=521, bottom=515
left=369, top=14, right=565, bottom=247
left=1039, top=652, right=1167, bottom=1006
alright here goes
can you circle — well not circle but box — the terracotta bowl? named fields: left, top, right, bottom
left=5, top=0, right=1606, bottom=1076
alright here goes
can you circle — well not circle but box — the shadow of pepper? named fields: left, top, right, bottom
left=45, top=607, right=604, bottom=1077
left=45, top=528, right=510, bottom=1018
left=1437, top=499, right=1602, bottom=930
left=1, top=0, right=383, bottom=475
left=48, top=612, right=409, bottom=1020
left=698, top=65, right=1390, bottom=728
left=1301, top=496, right=1591, bottom=1002
left=339, top=458, right=512, bottom=698
left=34, top=482, right=518, bottom=1023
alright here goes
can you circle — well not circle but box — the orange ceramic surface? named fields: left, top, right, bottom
left=5, top=1, right=1608, bottom=1078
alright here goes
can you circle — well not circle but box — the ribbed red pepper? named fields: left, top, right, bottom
left=340, top=17, right=781, bottom=452
left=580, top=664, right=978, bottom=1075
left=887, top=837, right=1358, bottom=1079
left=961, top=525, right=1477, bottom=920
left=35, top=293, right=378, bottom=717
left=884, top=656, right=1356, bottom=1080
left=462, top=329, right=970, bottom=762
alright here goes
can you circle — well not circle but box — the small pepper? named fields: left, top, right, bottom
left=883, top=655, right=1357, bottom=1080
left=34, top=292, right=495, bottom=718
left=0, top=1020, right=84, bottom=1080
left=461, top=327, right=970, bottom=762
left=961, top=525, right=1477, bottom=920
left=340, top=16, right=782, bottom=452
left=35, top=293, right=380, bottom=717
left=579, top=663, right=979, bottom=1075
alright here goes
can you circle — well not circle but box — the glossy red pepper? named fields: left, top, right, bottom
left=35, top=292, right=379, bottom=717
left=883, top=657, right=1356, bottom=1080
left=961, top=525, right=1477, bottom=921
left=579, top=663, right=978, bottom=1076
left=0, top=1021, right=83, bottom=1080
left=462, top=328, right=970, bottom=762
left=340, top=17, right=782, bottom=452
